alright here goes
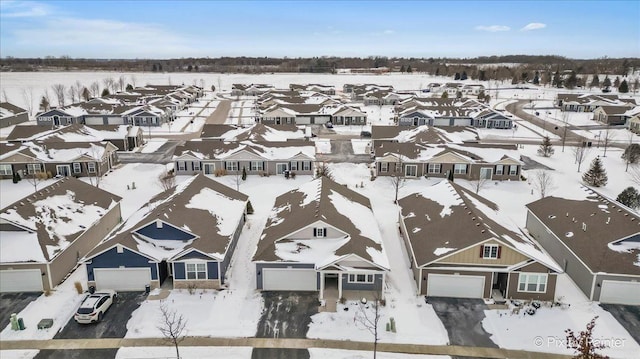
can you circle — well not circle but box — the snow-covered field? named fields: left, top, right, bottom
left=351, top=139, right=371, bottom=154
left=0, top=350, right=39, bottom=359
left=138, top=138, right=167, bottom=153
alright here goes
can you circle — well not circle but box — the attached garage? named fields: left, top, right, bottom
left=296, top=116, right=312, bottom=125
left=107, top=117, right=123, bottom=125
left=84, top=117, right=104, bottom=125
left=262, top=268, right=317, bottom=291
left=453, top=118, right=470, bottom=126
left=599, top=280, right=640, bottom=305
left=0, top=269, right=44, bottom=292
left=427, top=273, right=485, bottom=298
left=94, top=268, right=151, bottom=291
left=433, top=118, right=450, bottom=127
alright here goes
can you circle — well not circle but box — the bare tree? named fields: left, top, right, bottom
left=90, top=81, right=100, bottom=98
left=560, top=111, right=570, bottom=152
left=158, top=172, right=177, bottom=191
left=51, top=84, right=66, bottom=108
left=573, top=145, right=592, bottom=172
left=21, top=88, right=34, bottom=116
left=102, top=77, right=115, bottom=94
left=158, top=304, right=187, bottom=359
left=565, top=316, right=609, bottom=359
left=130, top=75, right=137, bottom=88
left=354, top=295, right=383, bottom=359
left=388, top=158, right=405, bottom=203
left=473, top=174, right=490, bottom=194
left=233, top=168, right=242, bottom=191
left=81, top=87, right=91, bottom=101
left=629, top=165, right=640, bottom=186
left=117, top=75, right=126, bottom=92
left=1, top=89, right=9, bottom=102
left=85, top=146, right=105, bottom=188
left=315, top=162, right=334, bottom=180
left=25, top=163, right=47, bottom=192
left=600, top=126, right=615, bottom=157
left=66, top=85, right=78, bottom=104
left=532, top=170, right=556, bottom=198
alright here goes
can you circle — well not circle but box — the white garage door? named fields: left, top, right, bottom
left=427, top=274, right=485, bottom=298
left=600, top=280, right=640, bottom=305
left=453, top=119, right=470, bottom=126
left=296, top=116, right=312, bottom=125
left=262, top=268, right=317, bottom=291
left=0, top=269, right=43, bottom=292
left=107, top=117, right=123, bottom=125
left=433, top=118, right=450, bottom=127
left=94, top=268, right=151, bottom=291
left=84, top=117, right=104, bottom=125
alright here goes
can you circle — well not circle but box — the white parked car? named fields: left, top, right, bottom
left=74, top=290, right=117, bottom=324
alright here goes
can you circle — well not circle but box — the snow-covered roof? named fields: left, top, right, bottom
left=526, top=188, right=640, bottom=275
left=174, top=140, right=315, bottom=161
left=85, top=174, right=248, bottom=262
left=399, top=180, right=560, bottom=271
left=1, top=141, right=116, bottom=163
left=0, top=178, right=122, bottom=263
left=0, top=102, right=27, bottom=118
left=253, top=177, right=389, bottom=270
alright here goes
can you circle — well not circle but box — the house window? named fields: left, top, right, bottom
left=193, top=162, right=201, bottom=171
left=87, top=162, right=97, bottom=173
left=0, top=164, right=12, bottom=176
left=72, top=163, right=82, bottom=173
left=250, top=161, right=263, bottom=171
left=482, top=244, right=500, bottom=259
left=495, top=165, right=504, bottom=175
left=303, top=161, right=311, bottom=171
left=26, top=163, right=42, bottom=174
left=348, top=274, right=375, bottom=284
left=427, top=163, right=441, bottom=174
left=453, top=164, right=467, bottom=174
left=518, top=273, right=548, bottom=293
left=313, top=228, right=326, bottom=237
left=290, top=161, right=298, bottom=171
left=226, top=161, right=238, bottom=171
left=186, top=262, right=207, bottom=280
left=509, top=165, right=518, bottom=176
left=178, top=161, right=186, bottom=171
left=380, top=162, right=388, bottom=173
left=405, top=165, right=417, bottom=177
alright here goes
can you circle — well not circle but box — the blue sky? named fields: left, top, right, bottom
left=1, top=0, right=638, bottom=59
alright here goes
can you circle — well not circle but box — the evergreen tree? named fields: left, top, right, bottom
left=441, top=92, right=448, bottom=99
left=101, top=88, right=110, bottom=96
left=622, top=143, right=640, bottom=164
left=511, top=75, right=518, bottom=85
left=589, top=74, right=600, bottom=88
left=533, top=71, right=540, bottom=85
left=565, top=71, right=578, bottom=89
left=400, top=65, right=406, bottom=73
left=126, top=84, right=133, bottom=91
left=552, top=70, right=563, bottom=88
left=246, top=201, right=254, bottom=214
left=602, top=75, right=612, bottom=87
left=613, top=76, right=620, bottom=88
left=616, top=187, right=640, bottom=209
left=39, top=96, right=50, bottom=111
left=454, top=72, right=460, bottom=80
left=435, top=67, right=440, bottom=76
left=460, top=71, right=467, bottom=80
left=618, top=79, right=629, bottom=93
left=241, top=166, right=247, bottom=181
left=448, top=170, right=454, bottom=182
left=406, top=65, right=412, bottom=73
left=537, top=136, right=555, bottom=157
left=582, top=156, right=608, bottom=187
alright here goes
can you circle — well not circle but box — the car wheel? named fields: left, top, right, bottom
left=98, top=312, right=103, bottom=322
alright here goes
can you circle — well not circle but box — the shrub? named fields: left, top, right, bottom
left=74, top=281, right=84, bottom=294
left=214, top=168, right=227, bottom=177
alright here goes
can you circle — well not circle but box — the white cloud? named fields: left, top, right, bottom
left=521, top=22, right=547, bottom=31
left=0, top=0, right=49, bottom=17
left=383, top=29, right=395, bottom=35
left=475, top=25, right=510, bottom=32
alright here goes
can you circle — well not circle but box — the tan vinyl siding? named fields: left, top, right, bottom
left=438, top=240, right=529, bottom=265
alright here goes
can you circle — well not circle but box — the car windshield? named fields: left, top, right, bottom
left=77, top=307, right=94, bottom=314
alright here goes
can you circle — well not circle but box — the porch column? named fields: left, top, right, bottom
left=319, top=272, right=324, bottom=300
left=380, top=273, right=386, bottom=300
left=338, top=273, right=343, bottom=300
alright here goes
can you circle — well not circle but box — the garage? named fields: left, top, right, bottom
left=0, top=269, right=44, bottom=292
left=599, top=280, right=640, bottom=305
left=94, top=268, right=151, bottom=291
left=107, top=117, right=123, bottom=125
left=433, top=118, right=450, bottom=127
left=262, top=268, right=317, bottom=291
left=427, top=273, right=485, bottom=298
left=84, top=117, right=104, bottom=125
left=296, top=116, right=312, bottom=125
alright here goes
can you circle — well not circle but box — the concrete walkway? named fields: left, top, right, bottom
left=1, top=337, right=573, bottom=359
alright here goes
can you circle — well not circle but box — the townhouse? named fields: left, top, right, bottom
left=0, top=102, right=29, bottom=128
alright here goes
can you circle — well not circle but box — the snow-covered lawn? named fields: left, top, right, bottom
left=138, top=138, right=167, bottom=153
left=315, top=139, right=331, bottom=154
left=525, top=108, right=599, bottom=127
left=116, top=347, right=252, bottom=359
left=363, top=105, right=395, bottom=125
left=351, top=139, right=370, bottom=154
left=0, top=265, right=88, bottom=341
left=482, top=274, right=640, bottom=358
left=0, top=351, right=38, bottom=359
left=309, top=349, right=449, bottom=359
left=477, top=120, right=556, bottom=141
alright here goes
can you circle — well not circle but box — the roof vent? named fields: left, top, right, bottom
left=582, top=222, right=587, bottom=232
left=606, top=217, right=610, bottom=224
left=548, top=215, right=556, bottom=219
left=476, top=223, right=480, bottom=226
left=19, top=202, right=24, bottom=206
left=156, top=219, right=163, bottom=229
left=566, top=212, right=569, bottom=217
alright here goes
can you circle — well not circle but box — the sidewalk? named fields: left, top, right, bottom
left=0, top=337, right=573, bottom=359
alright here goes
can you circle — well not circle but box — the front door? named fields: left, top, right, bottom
left=204, top=163, right=215, bottom=175
left=56, top=165, right=71, bottom=177
left=276, top=163, right=288, bottom=174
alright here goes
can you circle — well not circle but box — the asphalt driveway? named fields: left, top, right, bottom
left=427, top=297, right=497, bottom=348
left=34, top=349, right=117, bottom=359
left=0, top=292, right=41, bottom=328
left=601, top=304, right=640, bottom=345
left=253, top=291, right=319, bottom=359
left=54, top=292, right=147, bottom=339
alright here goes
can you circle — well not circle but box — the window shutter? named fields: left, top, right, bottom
left=313, top=228, right=317, bottom=237
left=224, top=162, right=227, bottom=170
left=479, top=245, right=484, bottom=258
left=263, top=161, right=266, bottom=171
left=497, top=246, right=502, bottom=259
left=323, top=228, right=327, bottom=237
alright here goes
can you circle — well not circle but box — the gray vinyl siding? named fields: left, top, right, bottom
left=173, top=261, right=218, bottom=280
left=341, top=273, right=383, bottom=291
left=176, top=160, right=314, bottom=177
left=86, top=247, right=158, bottom=281
left=0, top=112, right=28, bottom=128
left=526, top=210, right=595, bottom=299
left=219, top=215, right=245, bottom=284
left=255, top=262, right=316, bottom=290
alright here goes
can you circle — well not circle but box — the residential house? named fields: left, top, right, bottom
left=396, top=99, right=512, bottom=129
left=0, top=141, right=119, bottom=179
left=290, top=84, right=336, bottom=95
left=83, top=174, right=249, bottom=291
left=231, top=84, right=275, bottom=97
left=0, top=102, right=29, bottom=128
left=555, top=93, right=636, bottom=112
left=373, top=141, right=522, bottom=181
left=173, top=140, right=315, bottom=176
left=593, top=106, right=632, bottom=126
left=253, top=177, right=390, bottom=302
left=626, top=107, right=640, bottom=134
left=0, top=177, right=122, bottom=292
left=526, top=191, right=640, bottom=305
left=399, top=180, right=560, bottom=300
left=200, top=124, right=305, bottom=142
